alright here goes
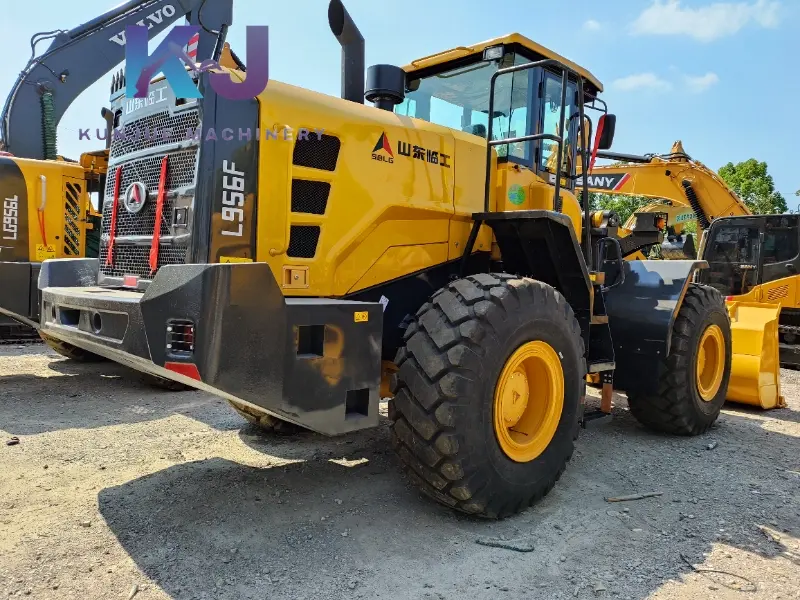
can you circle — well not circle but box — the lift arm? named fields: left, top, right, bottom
left=0, top=0, right=233, bottom=160
left=581, top=142, right=752, bottom=230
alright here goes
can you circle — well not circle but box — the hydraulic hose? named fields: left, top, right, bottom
left=41, top=91, right=57, bottom=160
left=681, top=180, right=710, bottom=230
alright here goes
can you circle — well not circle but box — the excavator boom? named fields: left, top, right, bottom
left=585, top=144, right=751, bottom=226
left=1, top=0, right=233, bottom=160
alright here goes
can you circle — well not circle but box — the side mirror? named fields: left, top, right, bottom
left=597, top=114, right=616, bottom=150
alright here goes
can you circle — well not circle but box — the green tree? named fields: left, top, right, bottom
left=718, top=159, right=787, bottom=214
left=590, top=193, right=652, bottom=225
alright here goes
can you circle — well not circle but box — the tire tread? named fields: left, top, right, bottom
left=390, top=274, right=586, bottom=519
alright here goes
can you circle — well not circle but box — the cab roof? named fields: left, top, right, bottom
left=402, top=33, right=603, bottom=94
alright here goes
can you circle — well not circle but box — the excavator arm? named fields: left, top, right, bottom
left=0, top=0, right=233, bottom=160
left=584, top=142, right=751, bottom=229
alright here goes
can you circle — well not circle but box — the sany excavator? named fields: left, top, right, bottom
left=583, top=142, right=786, bottom=410
left=0, top=0, right=233, bottom=349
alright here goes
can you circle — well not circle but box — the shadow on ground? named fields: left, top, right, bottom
left=0, top=355, right=236, bottom=436
left=98, top=396, right=800, bottom=600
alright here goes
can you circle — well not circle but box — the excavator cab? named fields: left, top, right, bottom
left=697, top=214, right=797, bottom=403
left=698, top=214, right=800, bottom=299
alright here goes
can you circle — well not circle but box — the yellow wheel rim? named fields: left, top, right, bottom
left=696, top=324, right=725, bottom=401
left=493, top=341, right=564, bottom=463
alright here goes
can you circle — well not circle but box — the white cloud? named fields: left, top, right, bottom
left=632, top=0, right=781, bottom=42
left=612, top=73, right=673, bottom=92
left=583, top=19, right=602, bottom=31
left=684, top=72, right=720, bottom=92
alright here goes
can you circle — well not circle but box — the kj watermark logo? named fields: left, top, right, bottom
left=125, top=24, right=270, bottom=100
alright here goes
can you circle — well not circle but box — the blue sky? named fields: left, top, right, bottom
left=1, top=0, right=797, bottom=202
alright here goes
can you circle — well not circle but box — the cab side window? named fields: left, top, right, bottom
left=761, top=216, right=799, bottom=285
left=762, top=227, right=798, bottom=265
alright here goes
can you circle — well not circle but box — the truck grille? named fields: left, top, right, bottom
left=110, top=110, right=200, bottom=157
left=99, top=104, right=200, bottom=285
left=101, top=194, right=176, bottom=238
left=98, top=243, right=188, bottom=279
left=103, top=148, right=198, bottom=201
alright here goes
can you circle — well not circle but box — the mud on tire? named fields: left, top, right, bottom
left=40, top=332, right=106, bottom=362
left=390, top=273, right=586, bottom=519
left=627, top=284, right=731, bottom=436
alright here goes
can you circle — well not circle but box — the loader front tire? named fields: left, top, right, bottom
left=226, top=399, right=304, bottom=435
left=390, top=274, right=586, bottom=519
left=627, top=284, right=731, bottom=436
left=40, top=333, right=106, bottom=362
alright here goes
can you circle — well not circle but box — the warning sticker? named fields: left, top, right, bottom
left=35, top=244, right=56, bottom=262
left=354, top=311, right=369, bottom=323
left=220, top=256, right=253, bottom=264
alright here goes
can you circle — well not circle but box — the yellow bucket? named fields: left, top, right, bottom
left=726, top=301, right=785, bottom=409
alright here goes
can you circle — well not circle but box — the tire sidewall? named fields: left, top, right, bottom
left=684, top=300, right=732, bottom=418
left=473, top=292, right=583, bottom=491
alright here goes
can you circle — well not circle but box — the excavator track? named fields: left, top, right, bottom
left=778, top=324, right=800, bottom=369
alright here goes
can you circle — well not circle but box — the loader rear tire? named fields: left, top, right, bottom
left=390, top=274, right=586, bottom=519
left=226, top=399, right=304, bottom=435
left=40, top=333, right=106, bottom=362
left=627, top=284, right=731, bottom=436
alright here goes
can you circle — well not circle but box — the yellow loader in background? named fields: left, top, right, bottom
left=0, top=151, right=104, bottom=350
left=583, top=143, right=785, bottom=409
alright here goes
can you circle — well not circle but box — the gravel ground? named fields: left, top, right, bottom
left=0, top=344, right=798, bottom=600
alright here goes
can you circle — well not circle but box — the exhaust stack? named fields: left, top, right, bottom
left=328, top=0, right=365, bottom=104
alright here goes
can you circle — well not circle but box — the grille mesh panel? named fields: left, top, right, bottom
left=100, top=147, right=197, bottom=281
left=99, top=243, right=188, bottom=280
left=291, top=180, right=330, bottom=215
left=102, top=196, right=174, bottom=238
left=104, top=149, right=198, bottom=201
left=287, top=226, right=320, bottom=259
left=110, top=109, right=200, bottom=156
left=767, top=286, right=789, bottom=301
left=292, top=135, right=340, bottom=171
left=64, top=182, right=81, bottom=256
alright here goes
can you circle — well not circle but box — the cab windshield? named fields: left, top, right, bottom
left=395, top=51, right=578, bottom=174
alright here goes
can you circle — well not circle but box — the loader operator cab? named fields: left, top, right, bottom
left=395, top=36, right=611, bottom=194
left=698, top=214, right=800, bottom=296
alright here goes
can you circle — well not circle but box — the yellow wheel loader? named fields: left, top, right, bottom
left=0, top=151, right=105, bottom=353
left=37, top=0, right=734, bottom=518
left=584, top=145, right=785, bottom=409
left=0, top=0, right=233, bottom=350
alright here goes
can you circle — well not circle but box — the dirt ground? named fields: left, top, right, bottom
left=0, top=344, right=798, bottom=600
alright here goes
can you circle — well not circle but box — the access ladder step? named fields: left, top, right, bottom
left=588, top=361, right=615, bottom=373
left=581, top=409, right=613, bottom=429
